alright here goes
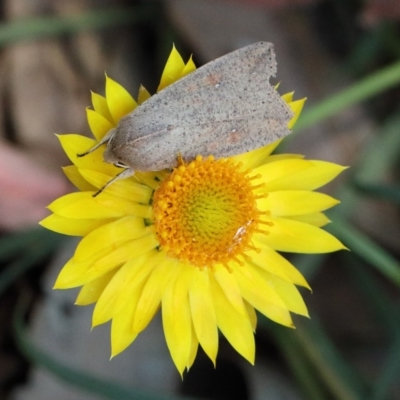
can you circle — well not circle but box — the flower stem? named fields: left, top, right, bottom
left=294, top=60, right=400, bottom=131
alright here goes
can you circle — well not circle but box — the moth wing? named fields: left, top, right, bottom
left=114, top=42, right=293, bottom=170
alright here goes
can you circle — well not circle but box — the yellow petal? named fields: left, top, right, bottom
left=54, top=257, right=105, bottom=289
left=78, top=169, right=153, bottom=204
left=62, top=166, right=97, bottom=192
left=73, top=216, right=146, bottom=262
left=281, top=92, right=294, bottom=103
left=287, top=212, right=331, bottom=227
left=92, top=253, right=155, bottom=326
left=48, top=192, right=123, bottom=219
left=288, top=98, right=306, bottom=129
left=187, top=323, right=199, bottom=370
left=262, top=160, right=348, bottom=192
left=254, top=159, right=313, bottom=187
left=189, top=268, right=218, bottom=365
left=162, top=264, right=193, bottom=375
left=49, top=191, right=152, bottom=220
left=254, top=265, right=309, bottom=317
left=105, top=75, right=137, bottom=122
left=48, top=192, right=124, bottom=219
left=57, top=134, right=119, bottom=176
left=132, top=258, right=179, bottom=333
left=39, top=214, right=112, bottom=236
left=89, top=191, right=152, bottom=219
left=213, top=264, right=247, bottom=317
left=234, top=265, right=294, bottom=327
left=244, top=301, right=257, bottom=332
left=138, top=84, right=151, bottom=105
left=91, top=92, right=113, bottom=122
left=86, top=108, right=114, bottom=141
left=210, top=277, right=255, bottom=364
left=258, top=190, right=340, bottom=217
left=250, top=244, right=310, bottom=289
left=88, top=234, right=159, bottom=275
left=259, top=153, right=304, bottom=164
left=232, top=139, right=283, bottom=170
left=258, top=217, right=346, bottom=253
left=157, top=45, right=185, bottom=92
left=181, top=55, right=196, bottom=77
left=111, top=297, right=139, bottom=357
left=75, top=269, right=117, bottom=305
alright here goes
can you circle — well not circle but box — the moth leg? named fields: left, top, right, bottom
left=93, top=167, right=134, bottom=197
left=177, top=152, right=185, bottom=166
left=77, top=128, right=116, bottom=157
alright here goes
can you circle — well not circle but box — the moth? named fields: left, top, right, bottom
left=80, top=42, right=293, bottom=194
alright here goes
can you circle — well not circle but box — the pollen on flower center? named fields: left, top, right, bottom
left=153, top=155, right=264, bottom=268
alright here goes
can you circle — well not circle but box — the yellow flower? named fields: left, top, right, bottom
left=40, top=45, right=346, bottom=375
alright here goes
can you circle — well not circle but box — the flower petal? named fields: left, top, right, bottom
left=254, top=265, right=309, bottom=317
left=262, top=161, right=348, bottom=192
left=111, top=298, right=139, bottom=357
left=258, top=217, right=346, bottom=253
left=62, top=165, right=97, bottom=192
left=182, top=55, right=196, bottom=76
left=49, top=191, right=152, bottom=220
left=157, top=45, right=185, bottom=92
left=138, top=85, right=151, bottom=105
left=250, top=244, right=310, bottom=289
left=54, top=257, right=103, bottom=289
left=132, top=258, right=179, bottom=333
left=73, top=216, right=146, bottom=262
left=213, top=264, right=247, bottom=317
left=189, top=268, right=218, bottom=365
left=254, top=159, right=313, bottom=187
left=232, top=140, right=283, bottom=170
left=48, top=192, right=121, bottom=219
left=105, top=75, right=137, bottom=122
left=58, top=134, right=119, bottom=176
left=75, top=269, right=117, bottom=305
left=210, top=277, right=255, bottom=364
left=91, top=92, right=113, bottom=122
left=286, top=212, right=330, bottom=227
left=88, top=234, right=159, bottom=276
left=258, top=190, right=340, bottom=217
left=40, top=214, right=112, bottom=236
left=244, top=301, right=257, bottom=332
left=92, top=253, right=157, bottom=325
left=234, top=264, right=294, bottom=327
left=78, top=169, right=153, bottom=204
left=86, top=108, right=114, bottom=141
left=288, top=98, right=306, bottom=129
left=162, top=264, right=193, bottom=375
left=187, top=323, right=199, bottom=370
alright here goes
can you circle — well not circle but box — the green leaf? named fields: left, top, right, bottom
left=265, top=317, right=368, bottom=400
left=352, top=182, right=400, bottom=205
left=327, top=219, right=400, bottom=287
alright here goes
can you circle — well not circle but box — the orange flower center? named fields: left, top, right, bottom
left=153, top=155, right=262, bottom=268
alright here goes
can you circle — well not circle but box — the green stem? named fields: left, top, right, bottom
left=0, top=6, right=153, bottom=47
left=294, top=60, right=400, bottom=131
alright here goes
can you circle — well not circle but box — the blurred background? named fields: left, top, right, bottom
left=1, top=0, right=400, bottom=399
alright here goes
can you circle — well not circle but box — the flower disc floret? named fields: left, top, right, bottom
left=153, top=155, right=262, bottom=268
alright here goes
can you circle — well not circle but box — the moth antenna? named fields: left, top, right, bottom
left=77, top=128, right=116, bottom=157
left=93, top=167, right=134, bottom=197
